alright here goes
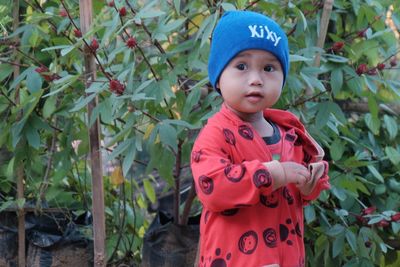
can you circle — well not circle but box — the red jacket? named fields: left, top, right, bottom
left=191, top=104, right=330, bottom=267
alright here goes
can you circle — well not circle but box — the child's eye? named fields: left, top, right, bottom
left=236, top=63, right=247, bottom=71
left=264, top=65, right=275, bottom=72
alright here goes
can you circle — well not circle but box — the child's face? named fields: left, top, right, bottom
left=217, top=49, right=284, bottom=120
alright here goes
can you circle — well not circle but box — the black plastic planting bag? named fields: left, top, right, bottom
left=141, top=211, right=200, bottom=267
left=0, top=210, right=93, bottom=267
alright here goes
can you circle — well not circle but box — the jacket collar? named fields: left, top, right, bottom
left=219, top=103, right=324, bottom=162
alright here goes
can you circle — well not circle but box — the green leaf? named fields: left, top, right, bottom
left=383, top=115, right=398, bottom=140
left=300, top=72, right=326, bottom=92
left=136, top=1, right=166, bottom=19
left=183, top=88, right=201, bottom=119
left=385, top=146, right=400, bottom=165
left=173, top=0, right=181, bottom=14
left=330, top=138, right=345, bottom=161
left=26, top=68, right=43, bottom=93
left=363, top=75, right=378, bottom=93
left=325, top=54, right=349, bottom=63
left=158, top=149, right=175, bottom=186
left=235, top=0, right=247, bottom=9
left=24, top=125, right=40, bottom=149
left=164, top=119, right=195, bottom=129
left=304, top=205, right=316, bottom=224
left=143, top=178, right=156, bottom=204
left=329, top=102, right=347, bottom=124
left=392, top=222, right=400, bottom=234
left=345, top=230, right=357, bottom=253
left=364, top=113, right=380, bottom=135
left=198, top=11, right=219, bottom=47
left=367, top=165, right=384, bottom=183
left=43, top=97, right=57, bottom=120
left=70, top=93, right=96, bottom=112
left=0, top=200, right=14, bottom=212
left=122, top=140, right=137, bottom=177
left=157, top=18, right=185, bottom=33
left=315, top=102, right=330, bottom=129
left=367, top=216, right=385, bottom=225
left=43, top=74, right=80, bottom=97
left=335, top=209, right=349, bottom=217
left=41, top=45, right=72, bottom=52
left=332, top=233, right=345, bottom=258
left=99, top=98, right=113, bottom=124
left=10, top=66, right=32, bottom=90
left=289, top=54, right=313, bottom=62
left=61, top=45, right=76, bottom=56
left=331, top=68, right=343, bottom=95
left=367, top=95, right=379, bottom=118
left=293, top=7, right=307, bottom=31
left=0, top=64, right=14, bottom=81
left=331, top=186, right=347, bottom=201
left=326, top=224, right=345, bottom=236
left=106, top=138, right=131, bottom=161
left=221, top=3, right=236, bottom=11
left=158, top=122, right=178, bottom=152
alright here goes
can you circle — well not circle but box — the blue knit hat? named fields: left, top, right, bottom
left=208, top=10, right=289, bottom=90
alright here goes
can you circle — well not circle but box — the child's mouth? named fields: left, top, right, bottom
left=245, top=92, right=263, bottom=102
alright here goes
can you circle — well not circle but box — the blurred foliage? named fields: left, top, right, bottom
left=0, top=0, right=399, bottom=266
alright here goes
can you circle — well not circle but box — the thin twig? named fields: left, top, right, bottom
left=37, top=128, right=58, bottom=204
left=180, top=180, right=196, bottom=225
left=0, top=59, right=28, bottom=68
left=173, top=140, right=183, bottom=224
left=288, top=90, right=328, bottom=109
left=0, top=88, right=17, bottom=106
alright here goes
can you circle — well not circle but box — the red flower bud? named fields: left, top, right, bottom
left=74, top=29, right=82, bottom=38
left=59, top=9, right=68, bottom=17
left=331, top=41, right=344, bottom=52
left=390, top=57, right=397, bottom=67
left=119, top=7, right=127, bottom=16
left=355, top=215, right=368, bottom=225
left=35, top=66, right=59, bottom=82
left=35, top=66, right=49, bottom=74
left=107, top=1, right=114, bottom=7
left=109, top=79, right=125, bottom=95
left=376, top=219, right=390, bottom=227
left=362, top=206, right=376, bottom=215
left=356, top=64, right=368, bottom=76
left=126, top=37, right=137, bottom=48
left=376, top=63, right=385, bottom=70
left=367, top=68, right=377, bottom=76
left=90, top=38, right=99, bottom=51
left=357, top=28, right=367, bottom=38
left=391, top=212, right=400, bottom=222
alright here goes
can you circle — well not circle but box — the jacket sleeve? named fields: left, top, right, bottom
left=191, top=124, right=276, bottom=212
left=301, top=160, right=330, bottom=205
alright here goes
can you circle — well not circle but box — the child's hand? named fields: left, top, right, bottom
left=263, top=161, right=310, bottom=190
left=280, top=161, right=311, bottom=187
left=298, top=161, right=326, bottom=195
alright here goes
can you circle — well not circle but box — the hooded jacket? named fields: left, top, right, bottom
left=191, top=104, right=330, bottom=267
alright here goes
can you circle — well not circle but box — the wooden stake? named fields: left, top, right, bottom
left=79, top=1, right=106, bottom=266
left=307, top=0, right=334, bottom=96
left=314, top=0, right=334, bottom=67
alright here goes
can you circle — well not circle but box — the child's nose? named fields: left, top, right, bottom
left=249, top=71, right=263, bottom=86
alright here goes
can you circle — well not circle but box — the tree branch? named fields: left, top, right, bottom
left=337, top=100, right=400, bottom=116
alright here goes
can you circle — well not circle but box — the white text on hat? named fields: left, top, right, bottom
left=248, top=25, right=282, bottom=47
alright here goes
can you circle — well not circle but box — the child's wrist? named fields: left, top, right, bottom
left=264, top=160, right=286, bottom=190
